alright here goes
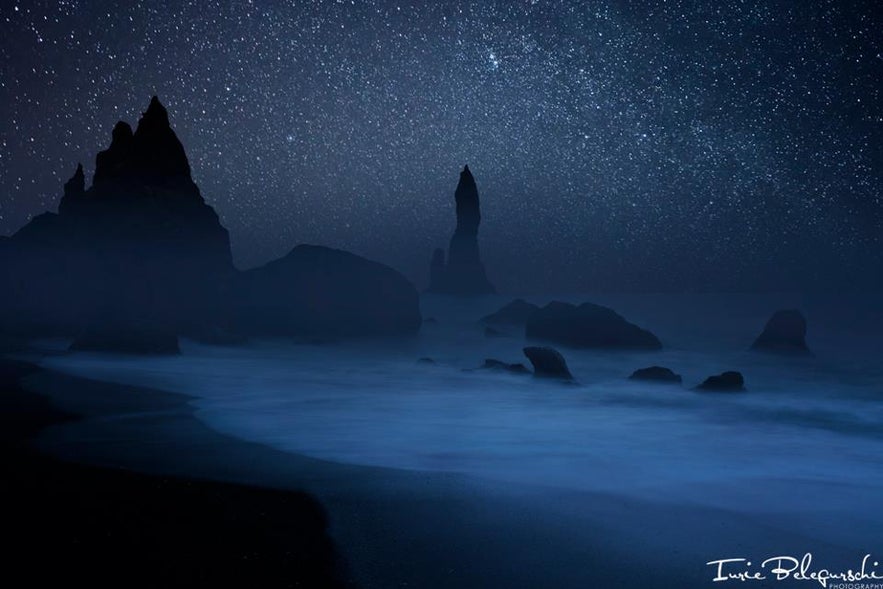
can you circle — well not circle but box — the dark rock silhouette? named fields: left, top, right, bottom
left=57, top=163, right=85, bottom=214
left=479, top=359, right=531, bottom=375
left=629, top=366, right=682, bottom=384
left=525, top=301, right=661, bottom=350
left=426, top=166, right=495, bottom=295
left=234, top=245, right=421, bottom=337
left=2, top=97, right=421, bottom=344
left=523, top=346, right=573, bottom=380
left=751, top=309, right=811, bottom=355
left=417, top=357, right=436, bottom=365
left=696, top=371, right=745, bottom=392
left=480, top=299, right=540, bottom=325
left=70, top=324, right=180, bottom=355
left=0, top=96, right=234, bottom=340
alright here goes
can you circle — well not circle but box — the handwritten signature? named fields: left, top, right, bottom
left=707, top=553, right=883, bottom=587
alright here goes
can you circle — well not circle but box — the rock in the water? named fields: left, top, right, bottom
left=417, top=357, right=436, bottom=365
left=235, top=244, right=421, bottom=337
left=696, top=371, right=745, bottom=392
left=522, top=346, right=573, bottom=380
left=480, top=299, right=540, bottom=325
left=426, top=166, right=495, bottom=295
left=480, top=359, right=531, bottom=375
left=525, top=301, right=661, bottom=349
left=751, top=309, right=810, bottom=354
left=70, top=324, right=180, bottom=355
left=629, top=366, right=682, bottom=384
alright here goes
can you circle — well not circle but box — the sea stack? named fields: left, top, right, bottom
left=0, top=96, right=234, bottom=339
left=426, top=166, right=495, bottom=295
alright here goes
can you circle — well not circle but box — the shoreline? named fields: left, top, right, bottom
left=12, top=355, right=868, bottom=588
left=0, top=358, right=350, bottom=588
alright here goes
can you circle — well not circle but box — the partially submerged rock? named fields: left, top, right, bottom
left=751, top=309, right=810, bottom=355
left=525, top=301, right=661, bottom=350
left=480, top=359, right=531, bottom=375
left=629, top=366, right=682, bottom=384
left=696, top=371, right=745, bottom=392
left=480, top=299, right=539, bottom=325
left=522, top=346, right=573, bottom=380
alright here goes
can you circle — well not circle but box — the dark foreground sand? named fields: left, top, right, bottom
left=0, top=359, right=350, bottom=588
left=7, top=356, right=861, bottom=588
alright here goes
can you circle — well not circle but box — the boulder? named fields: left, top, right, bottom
left=479, top=359, right=531, bottom=375
left=480, top=299, right=540, bottom=325
left=751, top=309, right=810, bottom=354
left=629, top=366, right=682, bottom=384
left=696, top=371, right=745, bottom=392
left=235, top=244, right=422, bottom=337
left=525, top=301, right=661, bottom=349
left=522, top=346, right=573, bottom=380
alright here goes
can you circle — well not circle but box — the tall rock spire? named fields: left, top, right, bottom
left=427, top=165, right=495, bottom=295
left=454, top=165, right=480, bottom=237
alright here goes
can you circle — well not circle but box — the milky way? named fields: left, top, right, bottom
left=1, top=0, right=880, bottom=291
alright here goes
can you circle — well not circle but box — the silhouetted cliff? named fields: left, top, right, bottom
left=0, top=96, right=235, bottom=339
left=0, top=96, right=421, bottom=345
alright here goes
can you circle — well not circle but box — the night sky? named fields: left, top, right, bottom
left=1, top=1, right=880, bottom=292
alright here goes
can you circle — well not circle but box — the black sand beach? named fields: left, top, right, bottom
left=5, top=353, right=865, bottom=588
left=0, top=359, right=349, bottom=588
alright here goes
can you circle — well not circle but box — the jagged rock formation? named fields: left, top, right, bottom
left=629, top=366, right=682, bottom=384
left=751, top=309, right=811, bottom=354
left=480, top=299, right=540, bottom=325
left=523, top=347, right=573, bottom=380
left=426, top=166, right=495, bottom=295
left=0, top=97, right=234, bottom=343
left=696, top=371, right=745, bottom=392
left=234, top=244, right=421, bottom=337
left=525, top=301, right=662, bottom=350
left=1, top=96, right=424, bottom=346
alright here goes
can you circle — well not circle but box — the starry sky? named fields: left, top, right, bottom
left=1, top=0, right=880, bottom=292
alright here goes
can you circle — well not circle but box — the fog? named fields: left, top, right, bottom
left=38, top=292, right=883, bottom=552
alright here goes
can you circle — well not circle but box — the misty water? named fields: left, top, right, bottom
left=38, top=293, right=883, bottom=549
